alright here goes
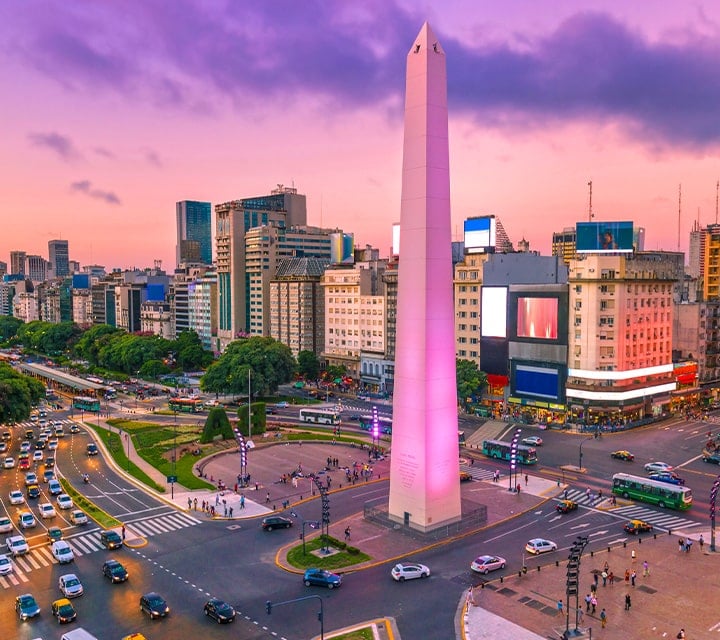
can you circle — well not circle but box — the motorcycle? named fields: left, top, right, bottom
left=82, top=474, right=90, bottom=484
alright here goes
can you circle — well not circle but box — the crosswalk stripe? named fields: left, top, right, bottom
left=130, top=522, right=156, bottom=536
left=14, top=556, right=33, bottom=572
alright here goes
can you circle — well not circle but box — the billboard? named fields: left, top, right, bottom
left=464, top=216, right=496, bottom=253
left=330, top=233, right=354, bottom=265
left=481, top=286, right=507, bottom=338
left=517, top=297, right=558, bottom=340
left=512, top=362, right=564, bottom=401
left=576, top=221, right=633, bottom=253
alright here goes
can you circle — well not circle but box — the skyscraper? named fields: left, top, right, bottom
left=10, top=251, right=26, bottom=276
left=176, top=201, right=212, bottom=266
left=388, top=23, right=462, bottom=531
left=48, top=239, right=70, bottom=277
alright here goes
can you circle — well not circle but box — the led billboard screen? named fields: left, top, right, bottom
left=481, top=286, right=507, bottom=338
left=517, top=297, right=558, bottom=340
left=514, top=364, right=561, bottom=400
left=464, top=216, right=496, bottom=252
left=576, top=221, right=634, bottom=253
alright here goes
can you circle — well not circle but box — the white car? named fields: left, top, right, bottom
left=0, top=516, right=12, bottom=534
left=644, top=461, right=673, bottom=473
left=6, top=535, right=29, bottom=556
left=9, top=490, right=25, bottom=506
left=525, top=538, right=558, bottom=555
left=69, top=510, right=88, bottom=525
left=48, top=438, right=59, bottom=450
left=24, top=472, right=38, bottom=486
left=51, top=541, right=74, bottom=564
left=39, top=502, right=56, bottom=519
left=471, top=555, right=507, bottom=574
left=17, top=511, right=36, bottom=529
left=56, top=494, right=73, bottom=510
left=32, top=450, right=43, bottom=462
left=391, top=562, right=431, bottom=581
left=3, top=457, right=15, bottom=469
left=0, top=553, right=13, bottom=575
left=58, top=572, right=83, bottom=597
left=521, top=436, right=543, bottom=446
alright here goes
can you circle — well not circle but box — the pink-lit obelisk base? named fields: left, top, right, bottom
left=388, top=23, right=462, bottom=531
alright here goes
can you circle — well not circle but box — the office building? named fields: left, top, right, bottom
left=453, top=253, right=488, bottom=367
left=176, top=201, right=212, bottom=266
left=187, top=270, right=218, bottom=352
left=10, top=251, right=26, bottom=276
left=48, top=239, right=70, bottom=277
left=26, top=255, right=48, bottom=283
left=552, top=227, right=577, bottom=264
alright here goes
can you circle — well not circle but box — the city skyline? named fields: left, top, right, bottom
left=3, top=1, right=720, bottom=269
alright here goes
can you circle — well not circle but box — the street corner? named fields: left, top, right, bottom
left=324, top=617, right=400, bottom=640
left=121, top=527, right=147, bottom=548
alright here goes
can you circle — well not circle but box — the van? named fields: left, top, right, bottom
left=61, top=628, right=100, bottom=640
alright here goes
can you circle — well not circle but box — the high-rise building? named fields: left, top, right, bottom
left=388, top=23, right=462, bottom=532
left=48, top=240, right=70, bottom=277
left=215, top=185, right=307, bottom=351
left=552, top=227, right=577, bottom=264
left=26, top=255, right=48, bottom=282
left=453, top=253, right=489, bottom=367
left=0, top=261, right=6, bottom=277
left=10, top=251, right=26, bottom=276
left=176, top=201, right=212, bottom=266
left=188, top=270, right=218, bottom=352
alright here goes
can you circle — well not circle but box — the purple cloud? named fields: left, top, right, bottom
left=142, top=148, right=162, bottom=167
left=27, top=131, right=81, bottom=160
left=94, top=147, right=115, bottom=159
left=70, top=179, right=121, bottom=205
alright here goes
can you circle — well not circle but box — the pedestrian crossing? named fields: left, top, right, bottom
left=0, top=511, right=202, bottom=589
left=459, top=464, right=497, bottom=482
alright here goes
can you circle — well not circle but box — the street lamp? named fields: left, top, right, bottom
left=171, top=408, right=178, bottom=500
left=578, top=436, right=593, bottom=471
left=290, top=510, right=320, bottom=555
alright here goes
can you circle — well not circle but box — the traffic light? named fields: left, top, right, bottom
left=266, top=600, right=272, bottom=615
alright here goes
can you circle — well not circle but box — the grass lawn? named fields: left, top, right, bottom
left=286, top=535, right=371, bottom=570
left=60, top=478, right=122, bottom=529
left=328, top=629, right=375, bottom=640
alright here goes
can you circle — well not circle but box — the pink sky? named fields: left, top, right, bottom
left=2, top=1, right=720, bottom=270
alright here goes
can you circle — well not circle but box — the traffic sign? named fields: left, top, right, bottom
left=167, top=475, right=177, bottom=483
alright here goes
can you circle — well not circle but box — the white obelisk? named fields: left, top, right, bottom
left=388, top=22, right=462, bottom=531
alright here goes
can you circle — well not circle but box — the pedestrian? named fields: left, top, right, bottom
left=686, top=539, right=693, bottom=552
left=601, top=570, right=608, bottom=586
left=215, top=493, right=219, bottom=506
left=344, top=526, right=351, bottom=541
left=516, top=483, right=521, bottom=494
left=193, top=497, right=197, bottom=511
left=594, top=572, right=599, bottom=588
left=229, top=506, right=233, bottom=517
left=557, top=599, right=563, bottom=616
left=631, top=570, right=636, bottom=586
left=631, top=549, right=636, bottom=562
left=223, top=505, right=227, bottom=516
left=577, top=606, right=584, bottom=625
left=677, top=629, right=685, bottom=639
left=608, top=571, right=615, bottom=585
left=591, top=595, right=597, bottom=614
left=600, top=608, right=607, bottom=628
left=700, top=534, right=705, bottom=550
left=624, top=569, right=630, bottom=584
left=642, top=560, right=649, bottom=577
left=240, top=494, right=245, bottom=509
left=201, top=500, right=205, bottom=512
left=525, top=473, right=529, bottom=486
left=603, top=561, right=609, bottom=572
left=625, top=594, right=632, bottom=611
left=586, top=487, right=591, bottom=499
left=585, top=593, right=592, bottom=612
left=266, top=492, right=271, bottom=503
left=678, top=538, right=684, bottom=552
left=564, top=489, right=569, bottom=499
left=187, top=497, right=192, bottom=509
left=121, top=525, right=126, bottom=541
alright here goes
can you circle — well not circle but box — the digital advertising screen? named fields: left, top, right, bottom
left=517, top=297, right=558, bottom=340
left=513, top=363, right=563, bottom=401
left=464, top=216, right=496, bottom=253
left=576, top=221, right=634, bottom=253
left=481, top=286, right=507, bottom=338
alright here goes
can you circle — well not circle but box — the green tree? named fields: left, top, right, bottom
left=456, top=359, right=488, bottom=411
left=199, top=407, right=234, bottom=443
left=297, top=350, right=320, bottom=381
left=74, top=324, right=123, bottom=365
left=0, top=362, right=45, bottom=423
left=0, top=316, right=23, bottom=341
left=323, top=365, right=346, bottom=382
left=139, top=359, right=171, bottom=379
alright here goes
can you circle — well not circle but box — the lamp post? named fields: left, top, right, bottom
left=290, top=510, right=320, bottom=555
left=248, top=368, right=252, bottom=440
left=578, top=436, right=593, bottom=471
left=170, top=408, right=177, bottom=500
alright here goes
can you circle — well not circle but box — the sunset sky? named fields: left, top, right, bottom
left=3, top=1, right=720, bottom=271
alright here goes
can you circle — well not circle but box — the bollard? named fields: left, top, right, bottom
left=607, top=547, right=611, bottom=553
left=623, top=541, right=627, bottom=548
left=538, top=565, right=541, bottom=572
left=523, top=566, right=528, bottom=575
left=590, top=550, right=594, bottom=557
left=481, top=582, right=486, bottom=588
left=518, top=571, right=522, bottom=578
left=556, top=560, right=559, bottom=567
left=500, top=576, right=503, bottom=583
left=639, top=537, right=642, bottom=544
left=653, top=533, right=657, bottom=540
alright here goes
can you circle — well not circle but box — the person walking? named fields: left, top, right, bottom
left=625, top=594, right=632, bottom=611
left=594, top=572, right=599, bottom=588
left=678, top=538, right=684, bottom=552
left=344, top=526, right=351, bottom=541
left=591, top=595, right=597, bottom=614
left=600, top=608, right=607, bottom=628
left=700, top=534, right=705, bottom=551
left=624, top=569, right=630, bottom=584
left=642, top=560, right=649, bottom=577
left=577, top=606, right=584, bottom=625
left=608, top=571, right=615, bottom=585
left=240, top=494, right=245, bottom=509
left=631, top=570, right=636, bottom=586
left=601, top=570, right=608, bottom=586
left=266, top=492, right=271, bottom=503
left=525, top=473, right=529, bottom=486
left=585, top=593, right=592, bottom=612
left=557, top=599, right=564, bottom=616
left=677, top=629, right=686, bottom=639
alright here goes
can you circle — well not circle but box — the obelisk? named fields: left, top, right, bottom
left=388, top=22, right=462, bottom=531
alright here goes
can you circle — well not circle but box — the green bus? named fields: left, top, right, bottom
left=168, top=397, right=204, bottom=413
left=481, top=439, right=538, bottom=464
left=73, top=396, right=100, bottom=412
left=359, top=415, right=393, bottom=434
left=611, top=473, right=692, bottom=510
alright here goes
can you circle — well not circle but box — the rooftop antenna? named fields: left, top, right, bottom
left=677, top=183, right=682, bottom=251
left=716, top=179, right=719, bottom=225
left=587, top=180, right=593, bottom=221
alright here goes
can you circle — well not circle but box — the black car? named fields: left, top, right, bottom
left=203, top=598, right=236, bottom=624
left=103, top=559, right=128, bottom=583
left=86, top=443, right=98, bottom=456
left=261, top=516, right=293, bottom=531
left=101, top=530, right=123, bottom=549
left=140, top=592, right=169, bottom=619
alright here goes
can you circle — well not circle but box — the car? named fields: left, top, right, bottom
left=52, top=597, right=77, bottom=624
left=45, top=456, right=56, bottom=468
left=391, top=562, right=431, bottom=581
left=348, top=414, right=361, bottom=421
left=556, top=499, right=579, bottom=514
left=276, top=401, right=289, bottom=408
left=18, top=456, right=31, bottom=470
left=0, top=516, right=12, bottom=533
left=48, top=479, right=62, bottom=495
left=47, top=526, right=63, bottom=542
left=48, top=438, right=59, bottom=450
left=32, top=450, right=43, bottom=462
left=140, top=592, right=170, bottom=619
left=39, top=502, right=57, bottom=519
left=459, top=471, right=473, bottom=482
left=649, top=472, right=685, bottom=485
left=15, top=593, right=40, bottom=620
left=26, top=484, right=40, bottom=499
left=3, top=456, right=15, bottom=469
left=611, top=450, right=635, bottom=461
left=86, top=443, right=98, bottom=456
left=20, top=441, right=31, bottom=453
left=103, top=558, right=129, bottom=583
left=57, top=494, right=73, bottom=509
left=35, top=438, right=46, bottom=449
left=30, top=414, right=39, bottom=422
left=59, top=572, right=84, bottom=597
left=100, top=530, right=123, bottom=549
left=69, top=424, right=81, bottom=433
left=521, top=436, right=543, bottom=446
left=1, top=431, right=10, bottom=440
left=624, top=519, right=654, bottom=535
left=55, top=425, right=64, bottom=437
left=0, top=553, right=13, bottom=575
left=203, top=598, right=236, bottom=623
left=261, top=516, right=293, bottom=531
left=303, top=568, right=342, bottom=589
left=644, top=461, right=673, bottom=473
left=18, top=511, right=36, bottom=529
left=525, top=538, right=557, bottom=555
left=43, top=469, right=55, bottom=482
left=52, top=540, right=75, bottom=563
left=0, top=442, right=7, bottom=453
left=6, top=535, right=29, bottom=556
left=70, top=510, right=88, bottom=525
left=9, top=489, right=25, bottom=505
left=470, top=555, right=507, bottom=574
left=265, top=406, right=278, bottom=415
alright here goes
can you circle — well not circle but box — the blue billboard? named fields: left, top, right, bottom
left=576, top=221, right=634, bottom=253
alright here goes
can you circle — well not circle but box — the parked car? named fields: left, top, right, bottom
left=556, top=499, right=578, bottom=514
left=303, top=568, right=342, bottom=589
left=644, top=461, right=673, bottom=473
left=470, top=555, right=507, bottom=574
left=611, top=450, right=635, bottom=461
left=58, top=573, right=84, bottom=598
left=391, top=562, right=431, bottom=581
left=521, top=436, right=543, bottom=446
left=525, top=538, right=557, bottom=555
left=649, top=472, right=685, bottom=485
left=52, top=598, right=77, bottom=624
left=261, top=516, right=293, bottom=531
left=52, top=541, right=74, bottom=564
left=103, top=558, right=129, bottom=583
left=624, top=519, right=653, bottom=535
left=140, top=592, right=169, bottom=619
left=203, top=598, right=236, bottom=623
left=15, top=593, right=40, bottom=620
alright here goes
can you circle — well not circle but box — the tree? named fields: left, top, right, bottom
left=199, top=407, right=234, bottom=443
left=297, top=350, right=320, bottom=381
left=323, top=365, right=346, bottom=382
left=172, top=331, right=214, bottom=371
left=456, top=359, right=488, bottom=411
left=139, top=359, right=171, bottom=379
left=0, top=362, right=45, bottom=423
left=0, top=315, right=23, bottom=341
left=74, top=324, right=123, bottom=365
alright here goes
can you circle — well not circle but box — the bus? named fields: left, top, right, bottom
left=73, top=396, right=100, bottom=412
left=481, top=439, right=538, bottom=465
left=611, top=473, right=693, bottom=510
left=168, top=397, right=204, bottom=413
left=298, top=408, right=341, bottom=425
left=359, top=415, right=393, bottom=434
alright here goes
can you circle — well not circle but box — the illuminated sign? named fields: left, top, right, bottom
left=516, top=297, right=558, bottom=340
left=464, top=216, right=496, bottom=253
left=481, top=286, right=507, bottom=338
left=576, top=221, right=634, bottom=253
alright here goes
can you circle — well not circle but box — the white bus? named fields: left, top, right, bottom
left=298, top=408, right=341, bottom=425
